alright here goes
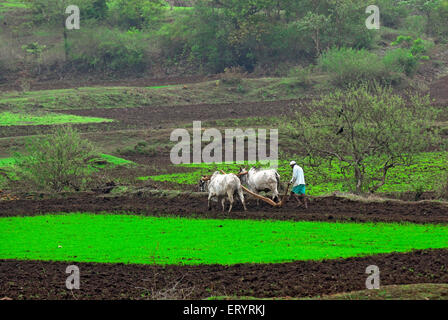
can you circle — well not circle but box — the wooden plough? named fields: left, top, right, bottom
left=219, top=170, right=291, bottom=208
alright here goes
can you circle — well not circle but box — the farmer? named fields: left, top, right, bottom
left=289, top=161, right=308, bottom=209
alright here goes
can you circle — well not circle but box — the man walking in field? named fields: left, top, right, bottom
left=289, top=161, right=308, bottom=209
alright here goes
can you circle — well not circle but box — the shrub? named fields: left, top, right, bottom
left=383, top=36, right=431, bottom=77
left=219, top=67, right=246, bottom=85
left=425, top=0, right=448, bottom=41
left=106, top=0, right=165, bottom=29
left=15, top=126, right=96, bottom=192
left=383, top=48, right=418, bottom=76
left=68, top=28, right=150, bottom=73
left=318, top=48, right=389, bottom=86
left=287, top=66, right=313, bottom=87
left=435, top=172, right=448, bottom=200
left=376, top=0, right=410, bottom=28
left=410, top=176, right=426, bottom=200
left=25, top=0, right=106, bottom=24
left=402, top=15, right=427, bottom=36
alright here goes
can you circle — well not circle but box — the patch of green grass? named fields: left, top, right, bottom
left=146, top=85, right=171, bottom=89
left=1, top=214, right=448, bottom=265
left=0, top=86, right=176, bottom=111
left=0, top=157, right=18, bottom=182
left=145, top=152, right=448, bottom=195
left=0, top=111, right=114, bottom=126
left=0, top=157, right=16, bottom=168
left=97, top=154, right=135, bottom=167
left=0, top=0, right=27, bottom=12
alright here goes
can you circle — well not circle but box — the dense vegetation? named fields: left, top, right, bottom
left=0, top=0, right=446, bottom=81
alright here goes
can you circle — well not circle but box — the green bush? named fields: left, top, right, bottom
left=15, top=126, right=96, bottom=192
left=25, top=0, right=106, bottom=24
left=402, top=15, right=427, bottom=36
left=219, top=67, right=246, bottom=85
left=68, top=28, right=150, bottom=73
left=383, top=36, right=431, bottom=77
left=425, top=0, right=448, bottom=41
left=376, top=0, right=410, bottom=28
left=383, top=48, right=418, bottom=75
left=106, top=0, right=165, bottom=29
left=318, top=48, right=388, bottom=86
left=287, top=66, right=313, bottom=87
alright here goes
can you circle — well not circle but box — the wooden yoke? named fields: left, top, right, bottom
left=220, top=170, right=290, bottom=208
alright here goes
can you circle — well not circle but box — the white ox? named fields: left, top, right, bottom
left=199, top=171, right=247, bottom=213
left=238, top=167, right=280, bottom=203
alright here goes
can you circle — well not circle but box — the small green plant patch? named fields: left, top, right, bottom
left=0, top=1, right=27, bottom=12
left=0, top=157, right=16, bottom=168
left=0, top=86, right=175, bottom=111
left=0, top=111, right=114, bottom=126
left=1, top=214, right=448, bottom=265
left=92, top=154, right=136, bottom=168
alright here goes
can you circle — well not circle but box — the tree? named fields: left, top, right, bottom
left=107, top=0, right=165, bottom=29
left=294, top=12, right=330, bottom=56
left=402, top=0, right=448, bottom=39
left=26, top=0, right=74, bottom=61
left=286, top=83, right=440, bottom=193
left=25, top=0, right=109, bottom=61
left=15, top=126, right=96, bottom=192
left=21, top=42, right=47, bottom=75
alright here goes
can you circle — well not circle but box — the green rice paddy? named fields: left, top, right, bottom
left=0, top=0, right=27, bottom=12
left=1, top=213, right=447, bottom=265
left=0, top=111, right=114, bottom=126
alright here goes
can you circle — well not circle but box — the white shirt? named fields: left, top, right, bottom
left=290, top=165, right=305, bottom=186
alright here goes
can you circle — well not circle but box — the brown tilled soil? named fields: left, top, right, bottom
left=0, top=193, right=447, bottom=224
left=59, top=100, right=298, bottom=127
left=0, top=100, right=299, bottom=138
left=430, top=75, right=448, bottom=106
left=1, top=249, right=447, bottom=300
left=0, top=75, right=220, bottom=92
